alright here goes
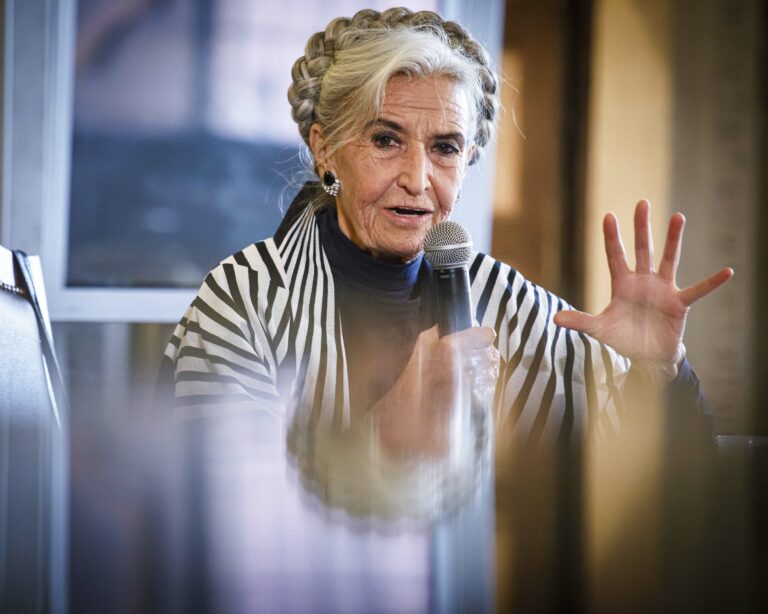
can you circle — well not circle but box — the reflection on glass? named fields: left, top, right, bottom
left=287, top=360, right=495, bottom=521
left=167, top=390, right=495, bottom=611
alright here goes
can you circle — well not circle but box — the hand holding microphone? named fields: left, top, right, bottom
left=372, top=221, right=499, bottom=459
left=424, top=220, right=499, bottom=390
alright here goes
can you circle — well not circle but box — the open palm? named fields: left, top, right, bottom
left=554, top=200, right=733, bottom=366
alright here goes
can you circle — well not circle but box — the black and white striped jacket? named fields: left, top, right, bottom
left=165, top=202, right=629, bottom=444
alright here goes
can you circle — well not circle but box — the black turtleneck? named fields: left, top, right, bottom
left=316, top=207, right=436, bottom=413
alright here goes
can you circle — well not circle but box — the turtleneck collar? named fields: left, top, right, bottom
left=316, top=207, right=423, bottom=301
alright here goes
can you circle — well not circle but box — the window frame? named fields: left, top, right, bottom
left=1, top=0, right=503, bottom=322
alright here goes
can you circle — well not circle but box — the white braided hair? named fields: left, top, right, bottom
left=287, top=7, right=499, bottom=168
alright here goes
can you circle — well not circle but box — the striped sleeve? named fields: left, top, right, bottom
left=164, top=257, right=284, bottom=419
left=469, top=254, right=630, bottom=443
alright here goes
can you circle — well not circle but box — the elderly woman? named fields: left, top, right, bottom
left=163, top=8, right=730, bottom=452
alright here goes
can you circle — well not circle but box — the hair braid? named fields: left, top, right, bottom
left=287, top=7, right=499, bottom=165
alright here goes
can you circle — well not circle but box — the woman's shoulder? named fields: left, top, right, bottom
left=164, top=236, right=290, bottom=363
left=469, top=252, right=572, bottom=311
left=203, top=237, right=287, bottom=289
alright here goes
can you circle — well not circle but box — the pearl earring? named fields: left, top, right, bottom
left=322, top=170, right=341, bottom=197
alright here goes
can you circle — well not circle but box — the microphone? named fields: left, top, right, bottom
left=423, top=221, right=474, bottom=336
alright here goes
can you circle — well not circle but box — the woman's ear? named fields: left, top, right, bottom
left=463, top=144, right=477, bottom=173
left=309, top=124, right=328, bottom=169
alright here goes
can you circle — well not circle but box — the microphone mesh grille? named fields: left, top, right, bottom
left=423, top=221, right=473, bottom=268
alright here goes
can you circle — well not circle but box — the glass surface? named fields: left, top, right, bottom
left=67, top=0, right=438, bottom=288
left=54, top=321, right=496, bottom=613
left=52, top=323, right=766, bottom=611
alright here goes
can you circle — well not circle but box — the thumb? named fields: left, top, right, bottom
left=554, top=309, right=594, bottom=333
left=415, top=324, right=440, bottom=349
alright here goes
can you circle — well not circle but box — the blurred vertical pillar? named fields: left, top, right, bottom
left=491, top=0, right=566, bottom=297
left=583, top=1, right=672, bottom=611
left=584, top=0, right=763, bottom=610
left=584, top=0, right=673, bottom=311
left=669, top=0, right=763, bottom=610
left=671, top=0, right=760, bottom=435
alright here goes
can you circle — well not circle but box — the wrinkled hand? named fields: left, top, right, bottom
left=554, top=200, right=733, bottom=367
left=374, top=325, right=499, bottom=458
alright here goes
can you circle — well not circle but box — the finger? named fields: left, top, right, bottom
left=465, top=344, right=500, bottom=368
left=465, top=345, right=500, bottom=383
left=417, top=324, right=440, bottom=346
left=447, top=326, right=496, bottom=351
left=658, top=213, right=685, bottom=281
left=554, top=310, right=595, bottom=334
left=679, top=267, right=734, bottom=306
left=603, top=213, right=631, bottom=279
left=634, top=199, right=654, bottom=273
left=472, top=357, right=500, bottom=389
left=439, top=328, right=495, bottom=383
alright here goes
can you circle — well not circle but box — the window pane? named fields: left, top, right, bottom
left=67, top=0, right=438, bottom=288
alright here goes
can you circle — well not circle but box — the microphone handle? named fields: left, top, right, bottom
left=434, top=265, right=473, bottom=336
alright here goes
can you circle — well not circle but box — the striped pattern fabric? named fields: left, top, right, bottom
left=165, top=204, right=630, bottom=443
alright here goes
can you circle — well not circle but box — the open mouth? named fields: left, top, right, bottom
left=390, top=207, right=430, bottom=217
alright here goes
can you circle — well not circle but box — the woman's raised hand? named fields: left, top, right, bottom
left=554, top=200, right=733, bottom=369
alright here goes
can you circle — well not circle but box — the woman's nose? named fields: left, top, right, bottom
left=396, top=145, right=431, bottom=195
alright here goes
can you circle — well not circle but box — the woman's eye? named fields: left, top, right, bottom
left=434, top=142, right=460, bottom=156
left=372, top=133, right=399, bottom=148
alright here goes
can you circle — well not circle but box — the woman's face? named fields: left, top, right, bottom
left=311, top=74, right=475, bottom=263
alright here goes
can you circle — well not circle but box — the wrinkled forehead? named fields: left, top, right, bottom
left=376, top=74, right=476, bottom=136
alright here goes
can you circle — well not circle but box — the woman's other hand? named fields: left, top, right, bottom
left=554, top=200, right=733, bottom=371
left=373, top=325, right=499, bottom=458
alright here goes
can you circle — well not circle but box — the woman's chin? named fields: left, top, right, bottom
left=362, top=225, right=424, bottom=263
left=370, top=240, right=423, bottom=264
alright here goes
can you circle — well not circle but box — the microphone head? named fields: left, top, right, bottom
left=423, top=221, right=473, bottom=269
